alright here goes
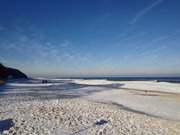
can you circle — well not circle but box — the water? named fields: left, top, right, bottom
left=0, top=78, right=87, bottom=101
left=107, top=77, right=180, bottom=83
left=1, top=77, right=180, bottom=94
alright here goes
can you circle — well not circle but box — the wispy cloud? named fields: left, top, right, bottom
left=0, top=24, right=97, bottom=73
left=116, top=0, right=164, bottom=43
left=60, top=40, right=71, bottom=48
left=131, top=0, right=164, bottom=24
left=136, top=31, right=180, bottom=59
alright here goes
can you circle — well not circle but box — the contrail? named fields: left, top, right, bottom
left=131, top=0, right=164, bottom=24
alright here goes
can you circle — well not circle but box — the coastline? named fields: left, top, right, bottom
left=0, top=79, right=180, bottom=134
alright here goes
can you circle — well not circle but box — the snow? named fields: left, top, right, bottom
left=74, top=79, right=180, bottom=93
left=74, top=79, right=180, bottom=121
left=120, top=81, right=180, bottom=93
left=1, top=99, right=179, bottom=135
left=1, top=78, right=180, bottom=134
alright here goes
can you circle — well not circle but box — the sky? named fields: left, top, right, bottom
left=0, top=0, right=180, bottom=77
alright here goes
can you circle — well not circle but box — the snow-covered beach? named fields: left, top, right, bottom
left=0, top=78, right=180, bottom=135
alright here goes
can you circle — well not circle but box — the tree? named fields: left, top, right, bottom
left=0, top=63, right=4, bottom=68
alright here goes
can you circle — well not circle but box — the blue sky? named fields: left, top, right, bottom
left=0, top=0, right=180, bottom=77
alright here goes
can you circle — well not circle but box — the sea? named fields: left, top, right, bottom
left=1, top=76, right=180, bottom=101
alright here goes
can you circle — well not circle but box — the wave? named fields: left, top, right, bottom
left=32, top=77, right=74, bottom=81
left=6, top=82, right=64, bottom=87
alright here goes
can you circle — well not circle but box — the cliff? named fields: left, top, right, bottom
left=0, top=63, right=28, bottom=80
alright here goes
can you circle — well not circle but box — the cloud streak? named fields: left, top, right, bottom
left=131, top=0, right=164, bottom=24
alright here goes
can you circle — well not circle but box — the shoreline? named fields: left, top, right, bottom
left=1, top=79, right=180, bottom=134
